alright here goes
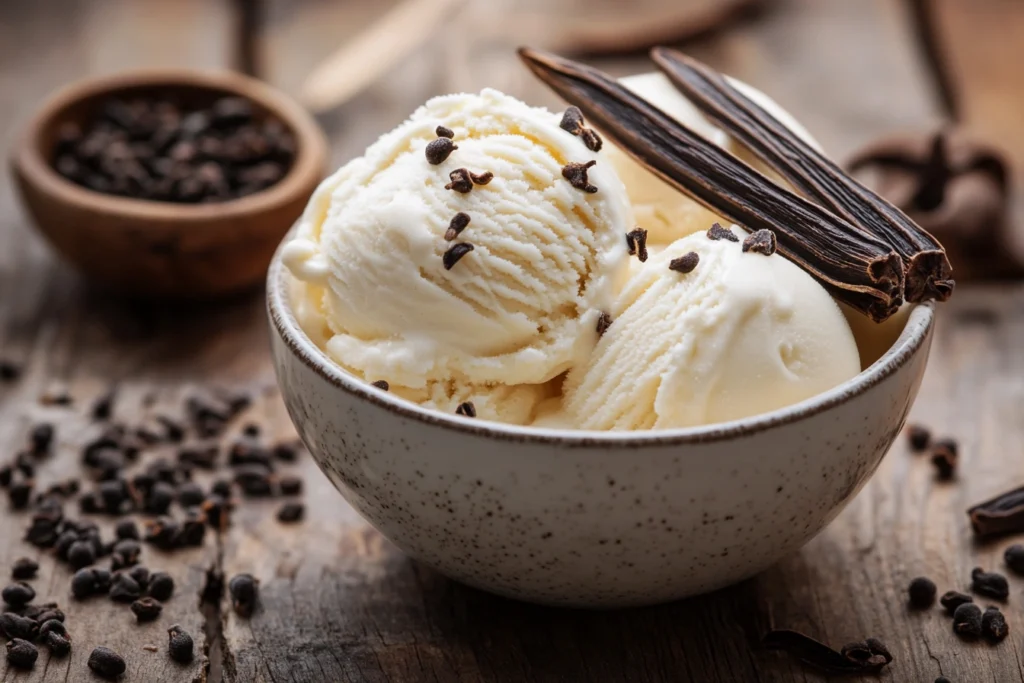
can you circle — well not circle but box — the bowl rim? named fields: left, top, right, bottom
left=267, top=234, right=935, bottom=447
left=11, top=68, right=327, bottom=225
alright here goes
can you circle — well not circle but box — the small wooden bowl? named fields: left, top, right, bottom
left=11, top=70, right=328, bottom=299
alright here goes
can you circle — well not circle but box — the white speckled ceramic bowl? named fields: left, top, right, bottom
left=268, top=248, right=934, bottom=608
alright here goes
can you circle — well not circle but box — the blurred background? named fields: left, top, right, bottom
left=1, top=2, right=1024, bottom=681
left=2, top=0, right=1021, bottom=284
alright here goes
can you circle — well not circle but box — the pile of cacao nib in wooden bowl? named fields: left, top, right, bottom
left=11, top=70, right=328, bottom=299
left=0, top=369, right=299, bottom=676
left=52, top=94, right=296, bottom=204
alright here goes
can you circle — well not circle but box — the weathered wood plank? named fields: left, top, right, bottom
left=216, top=1, right=1010, bottom=682
left=0, top=1, right=235, bottom=681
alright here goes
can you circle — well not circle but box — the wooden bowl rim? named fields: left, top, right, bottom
left=11, top=68, right=328, bottom=226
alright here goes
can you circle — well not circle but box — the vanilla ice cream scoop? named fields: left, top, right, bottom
left=283, top=89, right=632, bottom=423
left=606, top=73, right=818, bottom=245
left=562, top=226, right=860, bottom=430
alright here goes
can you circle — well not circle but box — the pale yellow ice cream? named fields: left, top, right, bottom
left=283, top=89, right=633, bottom=423
left=606, top=73, right=818, bottom=245
left=562, top=227, right=861, bottom=431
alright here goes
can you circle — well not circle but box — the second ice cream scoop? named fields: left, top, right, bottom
left=563, top=225, right=861, bottom=430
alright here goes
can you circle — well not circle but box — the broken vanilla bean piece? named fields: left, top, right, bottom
left=651, top=47, right=953, bottom=304
left=847, top=129, right=1020, bottom=281
left=762, top=630, right=892, bottom=675
left=518, top=47, right=905, bottom=321
left=968, top=485, right=1024, bottom=538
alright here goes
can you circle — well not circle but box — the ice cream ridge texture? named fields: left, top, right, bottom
left=283, top=82, right=861, bottom=430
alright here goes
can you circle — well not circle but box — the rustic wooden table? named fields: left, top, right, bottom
left=2, top=0, right=1023, bottom=681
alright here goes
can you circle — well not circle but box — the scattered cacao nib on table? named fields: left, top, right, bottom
left=53, top=95, right=297, bottom=204
left=971, top=568, right=1009, bottom=601
left=167, top=624, right=195, bottom=663
left=940, top=590, right=974, bottom=615
left=0, top=359, right=22, bottom=382
left=982, top=606, right=1009, bottom=642
left=847, top=128, right=1023, bottom=280
left=931, top=438, right=959, bottom=480
left=229, top=572, right=259, bottom=617
left=906, top=424, right=931, bottom=451
left=908, top=576, right=937, bottom=608
left=88, top=646, right=127, bottom=679
left=952, top=602, right=983, bottom=638
left=0, top=384, right=291, bottom=672
left=1005, top=544, right=1024, bottom=575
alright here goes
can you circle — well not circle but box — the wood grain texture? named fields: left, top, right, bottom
left=0, top=1, right=233, bottom=681
left=218, top=1, right=1024, bottom=682
left=4, top=0, right=1024, bottom=681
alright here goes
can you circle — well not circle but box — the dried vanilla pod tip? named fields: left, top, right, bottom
left=969, top=485, right=1024, bottom=538
left=762, top=629, right=892, bottom=674
left=455, top=402, right=477, bottom=418
left=596, top=313, right=613, bottom=337
left=445, top=212, right=471, bottom=241
left=742, top=229, right=776, bottom=256
left=425, top=137, right=457, bottom=165
left=669, top=252, right=699, bottom=274
left=371, top=380, right=390, bottom=391
left=562, top=160, right=598, bottom=193
left=626, top=228, right=648, bottom=262
left=445, top=168, right=474, bottom=193
left=469, top=170, right=494, bottom=185
left=443, top=243, right=474, bottom=271
left=707, top=222, right=738, bottom=242
left=435, top=125, right=454, bottom=139
left=653, top=47, right=953, bottom=303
